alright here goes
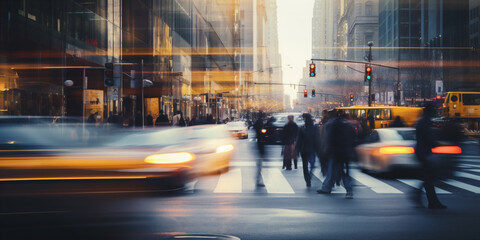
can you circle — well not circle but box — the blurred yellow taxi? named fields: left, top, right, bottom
left=0, top=125, right=234, bottom=189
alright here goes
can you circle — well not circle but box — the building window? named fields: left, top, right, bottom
left=365, top=2, right=373, bottom=16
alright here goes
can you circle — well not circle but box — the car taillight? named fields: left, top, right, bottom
left=379, top=146, right=415, bottom=155
left=432, top=146, right=462, bottom=154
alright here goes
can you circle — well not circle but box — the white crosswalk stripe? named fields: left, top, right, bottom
left=349, top=169, right=403, bottom=194
left=214, top=168, right=242, bottom=193
left=261, top=168, right=295, bottom=194
left=311, top=168, right=346, bottom=193
left=398, top=179, right=451, bottom=194
left=441, top=179, right=480, bottom=193
left=455, top=171, right=480, bottom=181
left=459, top=164, right=480, bottom=168
left=198, top=162, right=480, bottom=195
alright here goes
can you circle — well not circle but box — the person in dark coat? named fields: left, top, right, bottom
left=317, top=114, right=355, bottom=199
left=282, top=115, right=299, bottom=170
left=145, top=111, right=154, bottom=127
left=155, top=110, right=169, bottom=126
left=367, top=111, right=375, bottom=133
left=413, top=103, right=446, bottom=209
left=296, top=113, right=320, bottom=187
left=390, top=116, right=406, bottom=128
left=135, top=110, right=143, bottom=127
left=253, top=113, right=267, bottom=187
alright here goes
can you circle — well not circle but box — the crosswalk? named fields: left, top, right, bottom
left=193, top=157, right=480, bottom=196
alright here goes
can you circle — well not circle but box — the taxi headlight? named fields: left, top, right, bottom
left=216, top=144, right=234, bottom=154
left=144, top=152, right=195, bottom=164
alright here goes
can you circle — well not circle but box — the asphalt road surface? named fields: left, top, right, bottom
left=1, top=131, right=480, bottom=240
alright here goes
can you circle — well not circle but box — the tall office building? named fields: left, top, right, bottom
left=336, top=0, right=380, bottom=104
left=265, top=0, right=284, bottom=111
left=472, top=0, right=480, bottom=48
left=238, top=0, right=281, bottom=113
left=378, top=0, right=470, bottom=104
left=312, top=0, right=340, bottom=84
left=0, top=0, right=242, bottom=122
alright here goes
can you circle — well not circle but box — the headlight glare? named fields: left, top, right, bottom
left=216, top=144, right=234, bottom=153
left=144, top=152, right=195, bottom=164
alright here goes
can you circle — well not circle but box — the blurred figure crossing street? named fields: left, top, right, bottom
left=296, top=113, right=320, bottom=187
left=413, top=103, right=446, bottom=209
left=317, top=113, right=355, bottom=199
left=253, top=112, right=267, bottom=187
left=282, top=115, right=299, bottom=170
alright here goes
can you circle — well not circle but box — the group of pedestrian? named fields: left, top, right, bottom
left=253, top=106, right=447, bottom=206
left=254, top=112, right=355, bottom=198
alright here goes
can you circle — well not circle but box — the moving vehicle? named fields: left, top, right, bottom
left=0, top=125, right=234, bottom=190
left=442, top=91, right=480, bottom=136
left=337, top=106, right=423, bottom=128
left=355, top=128, right=461, bottom=174
left=226, top=121, right=249, bottom=139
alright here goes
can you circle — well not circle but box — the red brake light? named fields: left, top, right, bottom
left=379, top=146, right=415, bottom=155
left=432, top=146, right=462, bottom=154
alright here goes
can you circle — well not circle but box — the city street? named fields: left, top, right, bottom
left=2, top=0, right=480, bottom=239
left=1, top=130, right=480, bottom=240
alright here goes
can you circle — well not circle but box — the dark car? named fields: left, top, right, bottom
left=261, top=114, right=304, bottom=144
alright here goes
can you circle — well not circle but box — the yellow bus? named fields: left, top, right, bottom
left=442, top=92, right=480, bottom=132
left=443, top=92, right=480, bottom=119
left=336, top=106, right=423, bottom=129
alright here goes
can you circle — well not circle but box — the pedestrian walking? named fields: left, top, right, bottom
left=318, top=110, right=336, bottom=176
left=155, top=110, right=169, bottom=126
left=172, top=111, right=182, bottom=127
left=145, top=111, right=154, bottom=127
left=135, top=110, right=142, bottom=127
left=390, top=116, right=406, bottom=128
left=296, top=113, right=320, bottom=187
left=317, top=113, right=355, bottom=199
left=367, top=111, right=375, bottom=133
left=282, top=115, right=299, bottom=170
left=412, top=103, right=446, bottom=209
left=253, top=113, right=267, bottom=187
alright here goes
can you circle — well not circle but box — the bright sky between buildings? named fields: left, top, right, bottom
left=277, top=0, right=315, bottom=109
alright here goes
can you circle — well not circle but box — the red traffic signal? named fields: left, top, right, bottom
left=309, top=63, right=316, bottom=77
left=350, top=93, right=354, bottom=102
left=304, top=89, right=308, bottom=98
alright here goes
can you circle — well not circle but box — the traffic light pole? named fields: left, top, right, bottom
left=367, top=43, right=373, bottom=106
left=310, top=57, right=401, bottom=106
left=141, top=59, right=144, bottom=129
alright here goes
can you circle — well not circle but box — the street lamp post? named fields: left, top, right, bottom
left=141, top=59, right=144, bottom=128
left=367, top=41, right=374, bottom=106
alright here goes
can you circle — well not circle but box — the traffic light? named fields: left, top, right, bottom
left=350, top=93, right=354, bottom=102
left=312, top=89, right=316, bottom=97
left=104, top=62, right=114, bottom=87
left=309, top=63, right=316, bottom=77
left=365, top=65, right=372, bottom=82
left=304, top=89, right=308, bottom=98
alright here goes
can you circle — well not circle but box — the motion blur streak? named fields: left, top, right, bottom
left=378, top=146, right=415, bottom=155
left=216, top=145, right=234, bottom=154
left=0, top=176, right=148, bottom=182
left=432, top=146, right=462, bottom=154
left=144, top=153, right=196, bottom=164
